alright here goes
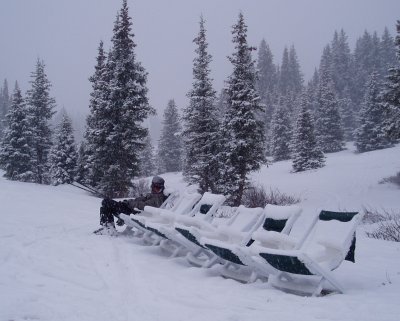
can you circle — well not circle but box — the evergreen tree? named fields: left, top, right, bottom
left=182, top=16, right=219, bottom=193
left=307, top=69, right=320, bottom=114
left=381, top=20, right=400, bottom=141
left=85, top=40, right=108, bottom=187
left=158, top=99, right=183, bottom=173
left=215, top=89, right=228, bottom=122
left=49, top=111, right=78, bottom=185
left=0, top=82, right=34, bottom=180
left=217, top=13, right=266, bottom=206
left=288, top=45, right=304, bottom=95
left=138, top=134, right=156, bottom=177
left=330, top=30, right=353, bottom=98
left=270, top=98, right=292, bottom=161
left=292, top=92, right=325, bottom=172
left=26, top=59, right=56, bottom=184
left=355, top=71, right=390, bottom=152
left=86, top=1, right=155, bottom=197
left=0, top=79, right=10, bottom=139
left=353, top=31, right=381, bottom=106
left=75, top=140, right=90, bottom=184
left=256, top=38, right=277, bottom=128
left=315, top=47, right=344, bottom=153
left=380, top=27, right=397, bottom=77
left=278, top=46, right=290, bottom=96
left=339, top=86, right=357, bottom=141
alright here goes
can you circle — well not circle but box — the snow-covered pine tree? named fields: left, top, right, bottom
left=355, top=71, right=390, bottom=152
left=288, top=45, right=304, bottom=95
left=88, top=1, right=155, bottom=197
left=158, top=99, right=183, bottom=173
left=49, top=111, right=78, bottom=185
left=353, top=31, right=381, bottom=106
left=215, top=89, right=228, bottom=122
left=75, top=140, right=90, bottom=184
left=138, top=134, right=156, bottom=177
left=292, top=92, right=325, bottom=172
left=217, top=13, right=266, bottom=206
left=270, top=98, right=292, bottom=161
left=85, top=40, right=108, bottom=188
left=25, top=59, right=56, bottom=184
left=315, top=46, right=344, bottom=153
left=182, top=16, right=220, bottom=193
left=278, top=46, right=290, bottom=97
left=0, top=82, right=35, bottom=180
left=339, top=86, right=357, bottom=141
left=256, top=38, right=277, bottom=129
left=307, top=69, right=320, bottom=115
left=381, top=20, right=400, bottom=141
left=330, top=30, right=353, bottom=98
left=379, top=27, right=397, bottom=79
left=0, top=79, right=10, bottom=139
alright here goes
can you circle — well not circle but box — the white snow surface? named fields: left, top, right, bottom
left=1, top=143, right=400, bottom=321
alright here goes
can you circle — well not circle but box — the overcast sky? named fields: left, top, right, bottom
left=1, top=0, right=399, bottom=139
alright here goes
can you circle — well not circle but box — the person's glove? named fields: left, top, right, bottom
left=117, top=200, right=133, bottom=215
left=115, top=218, right=125, bottom=226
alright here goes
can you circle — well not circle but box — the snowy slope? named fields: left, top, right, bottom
left=1, top=144, right=400, bottom=321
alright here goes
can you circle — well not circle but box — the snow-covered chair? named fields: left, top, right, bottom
left=200, top=204, right=302, bottom=283
left=246, top=210, right=364, bottom=296
left=152, top=192, right=226, bottom=256
left=173, top=205, right=263, bottom=268
left=119, top=187, right=202, bottom=240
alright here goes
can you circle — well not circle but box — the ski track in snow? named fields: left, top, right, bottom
left=1, top=144, right=400, bottom=320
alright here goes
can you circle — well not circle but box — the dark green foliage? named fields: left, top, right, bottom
left=355, top=71, right=390, bottom=152
left=0, top=79, right=10, bottom=140
left=25, top=59, right=56, bottom=184
left=292, top=92, right=325, bottom=172
left=217, top=13, right=266, bottom=206
left=158, top=99, right=183, bottom=173
left=85, top=1, right=154, bottom=197
left=49, top=111, right=78, bottom=185
left=182, top=17, right=219, bottom=193
left=137, top=134, right=156, bottom=177
left=270, top=99, right=292, bottom=162
left=0, top=83, right=34, bottom=181
left=381, top=21, right=400, bottom=140
left=315, top=46, right=344, bottom=153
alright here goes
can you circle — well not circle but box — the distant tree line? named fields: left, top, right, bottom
left=1, top=0, right=399, bottom=206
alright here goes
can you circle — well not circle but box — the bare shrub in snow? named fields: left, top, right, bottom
left=242, top=184, right=300, bottom=208
left=380, top=172, right=400, bottom=188
left=364, top=207, right=400, bottom=242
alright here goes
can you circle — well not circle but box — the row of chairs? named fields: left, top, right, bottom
left=118, top=187, right=364, bottom=296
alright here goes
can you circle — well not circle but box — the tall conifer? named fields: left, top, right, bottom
left=182, top=16, right=219, bottom=193
left=217, top=13, right=266, bottom=206
left=49, top=111, right=78, bottom=185
left=158, top=99, right=183, bottom=173
left=26, top=59, right=56, bottom=184
left=0, top=82, right=34, bottom=180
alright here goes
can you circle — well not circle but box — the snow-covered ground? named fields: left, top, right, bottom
left=1, top=144, right=400, bottom=321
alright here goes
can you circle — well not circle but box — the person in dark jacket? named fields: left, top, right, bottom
left=95, top=176, right=167, bottom=235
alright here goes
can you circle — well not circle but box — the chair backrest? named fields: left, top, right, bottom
left=170, top=188, right=202, bottom=215
left=187, top=192, right=226, bottom=222
left=160, top=189, right=180, bottom=210
left=301, top=210, right=364, bottom=269
left=226, top=205, right=264, bottom=232
left=260, top=204, right=302, bottom=234
left=221, top=205, right=265, bottom=244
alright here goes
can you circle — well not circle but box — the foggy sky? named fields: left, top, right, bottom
left=1, top=0, right=399, bottom=140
